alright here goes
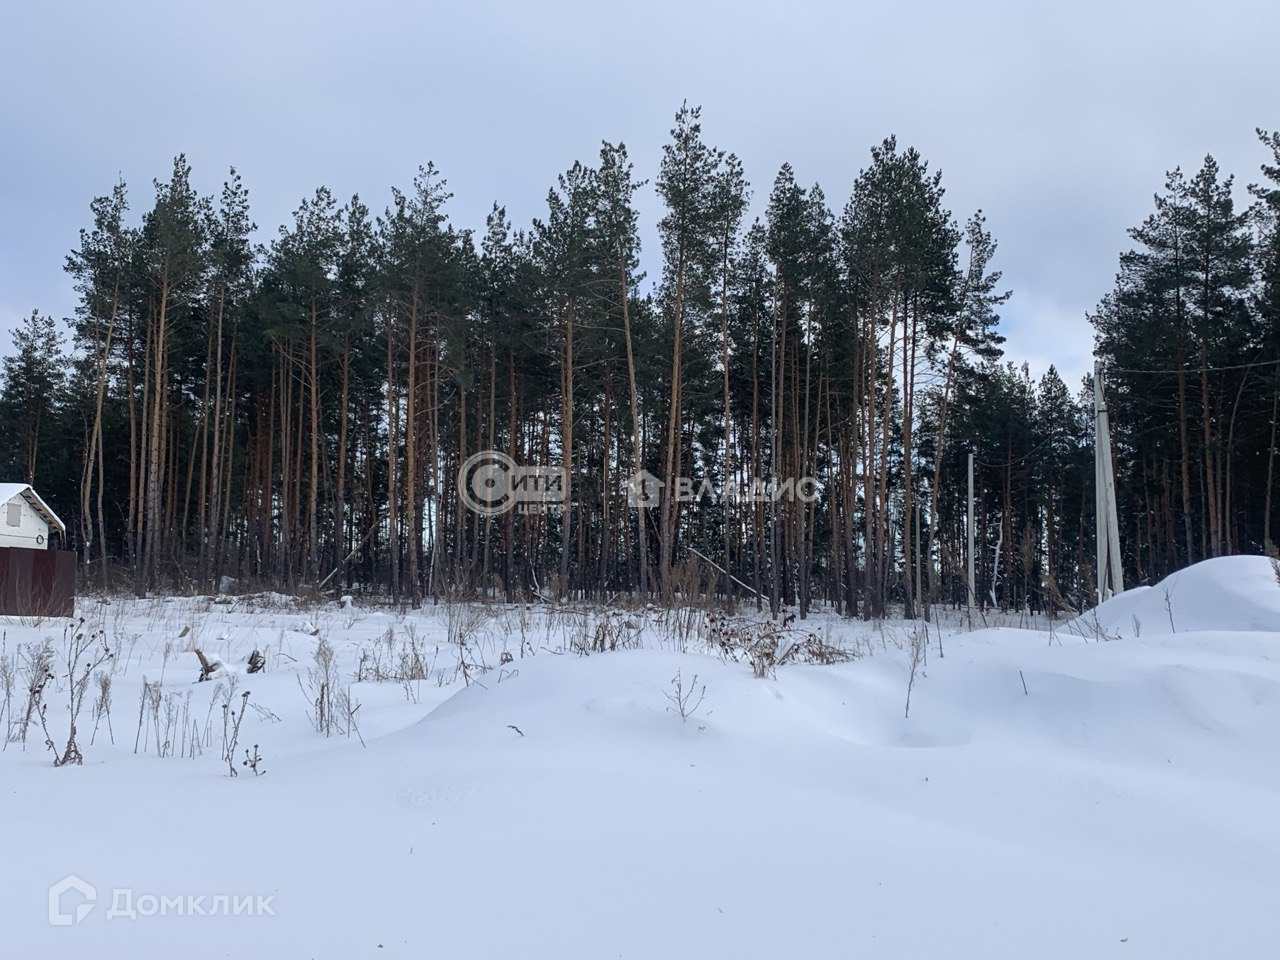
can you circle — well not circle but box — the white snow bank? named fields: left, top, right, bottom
left=1074, top=554, right=1280, bottom=638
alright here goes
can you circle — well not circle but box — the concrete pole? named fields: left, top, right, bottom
left=1095, top=361, right=1124, bottom=603
left=1095, top=363, right=1106, bottom=605
left=914, top=499, right=923, bottom=620
left=967, top=450, right=975, bottom=629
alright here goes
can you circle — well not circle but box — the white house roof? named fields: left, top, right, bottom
left=0, top=483, right=66, bottom=535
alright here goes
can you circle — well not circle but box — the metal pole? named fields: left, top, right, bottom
left=967, top=450, right=975, bottom=629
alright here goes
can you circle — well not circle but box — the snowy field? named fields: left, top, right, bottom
left=2, top=557, right=1278, bottom=959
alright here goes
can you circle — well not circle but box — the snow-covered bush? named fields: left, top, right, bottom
left=706, top=612, right=854, bottom=679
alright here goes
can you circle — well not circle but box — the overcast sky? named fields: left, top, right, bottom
left=1, top=0, right=1276, bottom=388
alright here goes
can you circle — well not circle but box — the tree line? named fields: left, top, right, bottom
left=2, top=108, right=1276, bottom=616
left=1092, top=136, right=1280, bottom=580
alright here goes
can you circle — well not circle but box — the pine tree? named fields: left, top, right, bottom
left=1250, top=130, right=1280, bottom=550
left=593, top=141, right=650, bottom=594
left=135, top=155, right=210, bottom=593
left=655, top=103, right=723, bottom=598
left=533, top=161, right=597, bottom=599
left=261, top=187, right=343, bottom=585
left=66, top=180, right=135, bottom=582
left=1094, top=155, right=1265, bottom=579
left=199, top=169, right=256, bottom=588
left=0, top=311, right=68, bottom=487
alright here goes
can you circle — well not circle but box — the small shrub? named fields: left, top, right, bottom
left=242, top=744, right=265, bottom=776
left=9, top=639, right=54, bottom=748
left=665, top=669, right=706, bottom=723
left=222, top=689, right=251, bottom=776
left=299, top=638, right=362, bottom=738
left=40, top=620, right=114, bottom=766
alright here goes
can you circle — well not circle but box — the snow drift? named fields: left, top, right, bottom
left=1079, top=554, right=1280, bottom=638
left=3, top=556, right=1279, bottom=959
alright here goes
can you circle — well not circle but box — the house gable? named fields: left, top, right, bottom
left=0, top=484, right=63, bottom=549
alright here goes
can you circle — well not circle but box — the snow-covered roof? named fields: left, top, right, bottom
left=0, top=483, right=66, bottom=535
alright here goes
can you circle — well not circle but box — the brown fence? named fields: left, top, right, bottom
left=0, top=547, right=76, bottom=618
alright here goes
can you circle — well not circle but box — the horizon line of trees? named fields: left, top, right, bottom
left=2, top=109, right=1276, bottom=617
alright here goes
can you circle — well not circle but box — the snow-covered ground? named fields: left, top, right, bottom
left=2, top=557, right=1278, bottom=959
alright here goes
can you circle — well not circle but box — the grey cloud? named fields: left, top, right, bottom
left=1, top=0, right=1276, bottom=386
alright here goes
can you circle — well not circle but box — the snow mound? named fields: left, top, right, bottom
left=413, top=647, right=965, bottom=752
left=5, top=591, right=1279, bottom=959
left=1076, top=555, right=1280, bottom=638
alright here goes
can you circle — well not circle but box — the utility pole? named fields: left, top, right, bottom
left=967, top=450, right=975, bottom=629
left=914, top=499, right=923, bottom=621
left=1094, top=361, right=1124, bottom=604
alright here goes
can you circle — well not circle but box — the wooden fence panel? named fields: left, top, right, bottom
left=0, top=546, right=76, bottom=617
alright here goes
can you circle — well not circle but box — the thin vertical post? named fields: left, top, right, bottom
left=1095, top=363, right=1106, bottom=604
left=914, top=499, right=923, bottom=620
left=1094, top=360, right=1124, bottom=603
left=967, top=450, right=975, bottom=628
